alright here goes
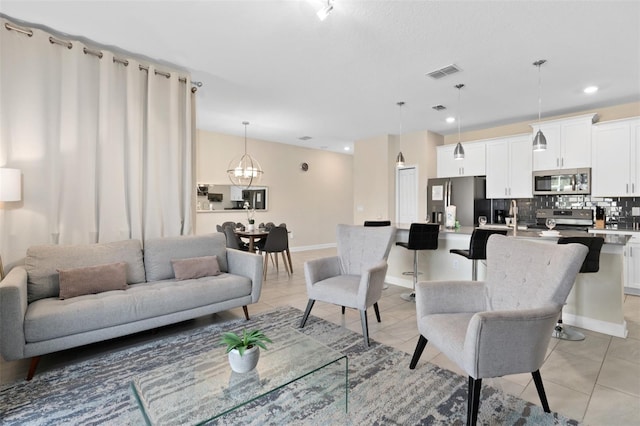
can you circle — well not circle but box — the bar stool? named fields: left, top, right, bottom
left=396, top=223, right=439, bottom=302
left=449, top=229, right=508, bottom=281
left=555, top=236, right=604, bottom=341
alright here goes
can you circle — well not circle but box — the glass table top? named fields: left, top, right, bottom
left=131, top=327, right=347, bottom=425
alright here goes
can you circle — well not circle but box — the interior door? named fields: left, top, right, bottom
left=396, top=166, right=418, bottom=224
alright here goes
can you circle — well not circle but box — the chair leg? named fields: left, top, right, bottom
left=409, top=335, right=428, bottom=369
left=467, top=376, right=482, bottom=426
left=360, top=310, right=370, bottom=347
left=242, top=305, right=250, bottom=320
left=300, top=299, right=315, bottom=328
left=373, top=302, right=381, bottom=322
left=263, top=252, right=269, bottom=281
left=285, top=248, right=293, bottom=273
left=531, top=370, right=551, bottom=413
left=341, top=306, right=346, bottom=315
left=471, top=259, right=478, bottom=281
left=26, top=356, right=41, bottom=381
left=281, top=252, right=291, bottom=276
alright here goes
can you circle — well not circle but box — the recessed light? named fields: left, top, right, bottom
left=344, top=147, right=350, bottom=151
left=446, top=117, right=455, bottom=123
left=583, top=86, right=598, bottom=94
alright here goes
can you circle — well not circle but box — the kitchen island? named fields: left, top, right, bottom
left=387, top=223, right=628, bottom=338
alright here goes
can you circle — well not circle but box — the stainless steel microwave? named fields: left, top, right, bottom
left=532, top=168, right=591, bottom=195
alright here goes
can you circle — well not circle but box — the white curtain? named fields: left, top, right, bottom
left=0, top=18, right=194, bottom=269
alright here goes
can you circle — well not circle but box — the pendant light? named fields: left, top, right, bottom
left=396, top=101, right=405, bottom=167
left=532, top=59, right=548, bottom=152
left=226, top=121, right=264, bottom=188
left=453, top=84, right=465, bottom=160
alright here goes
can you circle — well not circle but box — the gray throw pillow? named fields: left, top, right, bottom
left=171, top=255, right=221, bottom=280
left=58, top=262, right=128, bottom=299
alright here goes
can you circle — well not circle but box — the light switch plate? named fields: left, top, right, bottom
left=632, top=207, right=640, bottom=216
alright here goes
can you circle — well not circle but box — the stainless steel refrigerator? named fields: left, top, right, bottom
left=427, top=176, right=490, bottom=227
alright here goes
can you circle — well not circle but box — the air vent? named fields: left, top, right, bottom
left=426, top=64, right=461, bottom=79
left=432, top=105, right=446, bottom=111
left=298, top=136, right=312, bottom=141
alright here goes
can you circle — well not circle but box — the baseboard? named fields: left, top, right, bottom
left=289, top=243, right=336, bottom=252
left=384, top=275, right=413, bottom=289
left=562, top=312, right=628, bottom=338
left=624, top=286, right=640, bottom=296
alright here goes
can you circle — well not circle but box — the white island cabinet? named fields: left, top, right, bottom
left=624, top=234, right=640, bottom=295
left=485, top=134, right=533, bottom=199
left=592, top=117, right=640, bottom=197
left=531, top=113, right=597, bottom=171
left=387, top=225, right=628, bottom=338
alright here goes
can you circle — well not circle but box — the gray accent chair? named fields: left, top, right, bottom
left=299, top=224, right=396, bottom=347
left=409, top=234, right=588, bottom=426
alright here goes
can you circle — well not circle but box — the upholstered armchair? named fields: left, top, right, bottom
left=299, top=224, right=396, bottom=347
left=409, top=235, right=588, bottom=426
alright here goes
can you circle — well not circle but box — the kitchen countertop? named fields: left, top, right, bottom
left=393, top=223, right=630, bottom=245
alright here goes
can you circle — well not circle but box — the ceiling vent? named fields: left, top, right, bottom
left=432, top=105, right=446, bottom=111
left=298, top=136, right=312, bottom=141
left=426, top=64, right=461, bottom=80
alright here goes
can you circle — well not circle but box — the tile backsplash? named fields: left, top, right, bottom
left=491, top=196, right=640, bottom=229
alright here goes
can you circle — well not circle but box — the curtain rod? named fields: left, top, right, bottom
left=4, top=20, right=200, bottom=87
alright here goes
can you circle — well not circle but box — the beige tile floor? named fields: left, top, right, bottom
left=2, top=247, right=639, bottom=425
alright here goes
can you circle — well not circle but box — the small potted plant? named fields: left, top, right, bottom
left=244, top=201, right=256, bottom=231
left=221, top=329, right=272, bottom=373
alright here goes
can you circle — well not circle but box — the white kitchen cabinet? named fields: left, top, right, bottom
left=625, top=235, right=640, bottom=294
left=531, top=113, right=597, bottom=171
left=230, top=186, right=244, bottom=201
left=437, top=141, right=486, bottom=177
left=592, top=117, right=640, bottom=197
left=486, top=134, right=533, bottom=198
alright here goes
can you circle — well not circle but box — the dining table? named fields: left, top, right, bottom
left=235, top=228, right=269, bottom=253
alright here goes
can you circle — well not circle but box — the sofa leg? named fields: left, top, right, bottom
left=27, top=356, right=41, bottom=381
left=242, top=305, right=250, bottom=320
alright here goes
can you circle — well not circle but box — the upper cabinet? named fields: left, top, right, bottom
left=531, top=113, right=598, bottom=170
left=437, top=141, right=486, bottom=177
left=592, top=117, right=640, bottom=197
left=486, top=134, right=533, bottom=199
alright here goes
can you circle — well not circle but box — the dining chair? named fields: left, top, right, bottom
left=409, top=235, right=588, bottom=425
left=223, top=226, right=249, bottom=251
left=260, top=226, right=291, bottom=280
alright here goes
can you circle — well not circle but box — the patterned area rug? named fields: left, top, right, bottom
left=1, top=306, right=580, bottom=425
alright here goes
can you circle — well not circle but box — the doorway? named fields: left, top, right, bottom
left=396, top=166, right=418, bottom=224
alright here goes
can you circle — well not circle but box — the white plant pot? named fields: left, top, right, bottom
left=228, top=346, right=260, bottom=373
left=247, top=223, right=255, bottom=231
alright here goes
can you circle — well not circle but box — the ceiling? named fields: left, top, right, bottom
left=2, top=1, right=639, bottom=153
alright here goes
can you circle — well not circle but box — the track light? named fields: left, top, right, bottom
left=317, top=0, right=334, bottom=21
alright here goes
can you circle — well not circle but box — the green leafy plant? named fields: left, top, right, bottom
left=248, top=219, right=255, bottom=225
left=221, top=329, right=272, bottom=356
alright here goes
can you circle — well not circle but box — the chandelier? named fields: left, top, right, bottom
left=226, top=121, right=264, bottom=188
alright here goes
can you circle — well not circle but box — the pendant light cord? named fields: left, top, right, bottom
left=243, top=121, right=249, bottom=154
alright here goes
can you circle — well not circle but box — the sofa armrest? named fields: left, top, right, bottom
left=415, top=280, right=487, bottom=318
left=0, top=266, right=28, bottom=360
left=226, top=249, right=263, bottom=303
left=463, top=304, right=561, bottom=378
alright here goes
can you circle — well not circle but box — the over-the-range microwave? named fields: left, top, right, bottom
left=532, top=168, right=591, bottom=195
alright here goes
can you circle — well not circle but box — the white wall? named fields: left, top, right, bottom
left=196, top=130, right=353, bottom=250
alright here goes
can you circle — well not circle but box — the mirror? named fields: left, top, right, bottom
left=196, top=184, right=268, bottom=212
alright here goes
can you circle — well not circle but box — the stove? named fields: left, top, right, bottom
left=530, top=209, right=594, bottom=231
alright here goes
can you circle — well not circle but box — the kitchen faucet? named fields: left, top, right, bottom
left=510, top=199, right=518, bottom=235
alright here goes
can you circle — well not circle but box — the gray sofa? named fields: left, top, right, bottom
left=0, top=233, right=263, bottom=380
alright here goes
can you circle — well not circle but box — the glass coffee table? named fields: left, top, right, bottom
left=131, top=327, right=348, bottom=425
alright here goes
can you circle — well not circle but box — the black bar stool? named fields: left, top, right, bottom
left=364, top=220, right=391, bottom=227
left=449, top=229, right=508, bottom=281
left=555, top=236, right=604, bottom=341
left=396, top=223, right=439, bottom=302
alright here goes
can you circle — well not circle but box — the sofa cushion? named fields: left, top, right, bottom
left=24, top=273, right=252, bottom=343
left=144, top=233, right=228, bottom=282
left=26, top=239, right=146, bottom=303
left=58, top=262, right=128, bottom=299
left=171, top=256, right=221, bottom=280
